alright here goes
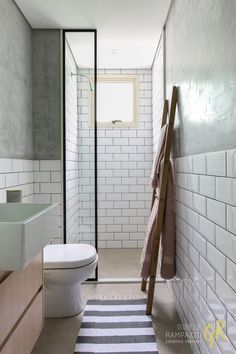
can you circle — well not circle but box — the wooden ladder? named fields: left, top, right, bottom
left=141, top=86, right=177, bottom=315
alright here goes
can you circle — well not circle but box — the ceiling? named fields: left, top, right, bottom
left=15, top=0, right=171, bottom=68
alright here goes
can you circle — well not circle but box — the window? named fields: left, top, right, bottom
left=90, top=75, right=138, bottom=128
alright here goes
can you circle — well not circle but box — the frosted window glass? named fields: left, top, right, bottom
left=97, top=82, right=134, bottom=123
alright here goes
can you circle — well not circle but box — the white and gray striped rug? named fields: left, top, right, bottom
left=74, top=298, right=158, bottom=353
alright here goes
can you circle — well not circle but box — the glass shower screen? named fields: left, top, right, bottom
left=63, top=30, right=97, bottom=280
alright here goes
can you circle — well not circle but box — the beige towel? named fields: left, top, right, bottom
left=140, top=197, right=159, bottom=280
left=160, top=161, right=176, bottom=279
left=150, top=125, right=167, bottom=189
left=140, top=125, right=176, bottom=280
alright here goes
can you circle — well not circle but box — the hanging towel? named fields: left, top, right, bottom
left=140, top=124, right=176, bottom=280
left=160, top=160, right=176, bottom=279
left=150, top=125, right=167, bottom=189
left=140, top=197, right=159, bottom=280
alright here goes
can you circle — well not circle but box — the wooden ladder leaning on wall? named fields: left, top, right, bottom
left=141, top=86, right=178, bottom=315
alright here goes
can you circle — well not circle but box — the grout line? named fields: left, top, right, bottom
left=173, top=267, right=236, bottom=351
left=177, top=225, right=236, bottom=306
left=175, top=194, right=229, bottom=229
left=176, top=212, right=228, bottom=261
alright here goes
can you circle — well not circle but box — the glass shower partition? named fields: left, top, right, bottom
left=63, top=30, right=97, bottom=280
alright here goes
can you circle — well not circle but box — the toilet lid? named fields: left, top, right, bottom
left=44, top=244, right=97, bottom=269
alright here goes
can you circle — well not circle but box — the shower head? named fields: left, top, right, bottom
left=71, top=72, right=93, bottom=92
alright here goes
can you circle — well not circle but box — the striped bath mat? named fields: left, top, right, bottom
left=74, top=298, right=158, bottom=353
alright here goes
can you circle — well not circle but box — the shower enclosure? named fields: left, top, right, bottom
left=63, top=30, right=97, bottom=280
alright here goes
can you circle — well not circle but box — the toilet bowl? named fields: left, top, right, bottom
left=43, top=243, right=98, bottom=318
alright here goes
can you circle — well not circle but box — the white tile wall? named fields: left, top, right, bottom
left=65, top=41, right=80, bottom=243
left=227, top=150, right=236, bottom=177
left=227, top=205, right=236, bottom=234
left=193, top=154, right=207, bottom=175
left=215, top=226, right=236, bottom=263
left=0, top=158, right=34, bottom=203
left=207, top=243, right=226, bottom=279
left=207, top=199, right=226, bottom=228
left=152, top=35, right=164, bottom=153
left=200, top=256, right=215, bottom=290
left=206, top=151, right=226, bottom=177
left=170, top=149, right=236, bottom=354
left=227, top=259, right=236, bottom=292
left=77, top=68, right=153, bottom=248
left=34, top=160, right=62, bottom=243
left=227, top=312, right=236, bottom=348
left=0, top=158, right=62, bottom=243
left=200, top=175, right=216, bottom=198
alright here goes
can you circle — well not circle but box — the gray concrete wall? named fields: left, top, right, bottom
left=32, top=30, right=61, bottom=160
left=0, top=0, right=33, bottom=159
left=166, top=0, right=236, bottom=157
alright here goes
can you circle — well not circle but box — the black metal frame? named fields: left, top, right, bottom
left=62, top=29, right=98, bottom=281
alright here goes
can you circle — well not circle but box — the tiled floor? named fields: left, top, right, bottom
left=32, top=249, right=192, bottom=354
left=98, top=248, right=142, bottom=278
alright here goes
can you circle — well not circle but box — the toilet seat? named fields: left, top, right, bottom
left=44, top=244, right=97, bottom=270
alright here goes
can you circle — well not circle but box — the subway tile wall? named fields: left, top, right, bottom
left=76, top=69, right=96, bottom=248
left=0, top=158, right=62, bottom=243
left=152, top=37, right=236, bottom=353
left=152, top=35, right=164, bottom=153
left=77, top=68, right=153, bottom=248
left=0, top=159, right=34, bottom=203
left=170, top=150, right=236, bottom=354
left=34, top=160, right=62, bottom=243
left=65, top=41, right=80, bottom=243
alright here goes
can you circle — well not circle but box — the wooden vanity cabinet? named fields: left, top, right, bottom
left=0, top=252, right=44, bottom=354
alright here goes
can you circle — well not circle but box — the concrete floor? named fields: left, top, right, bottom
left=98, top=248, right=142, bottom=278
left=32, top=249, right=192, bottom=354
left=32, top=282, right=192, bottom=354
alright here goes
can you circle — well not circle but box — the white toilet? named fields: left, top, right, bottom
left=43, top=243, right=98, bottom=318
